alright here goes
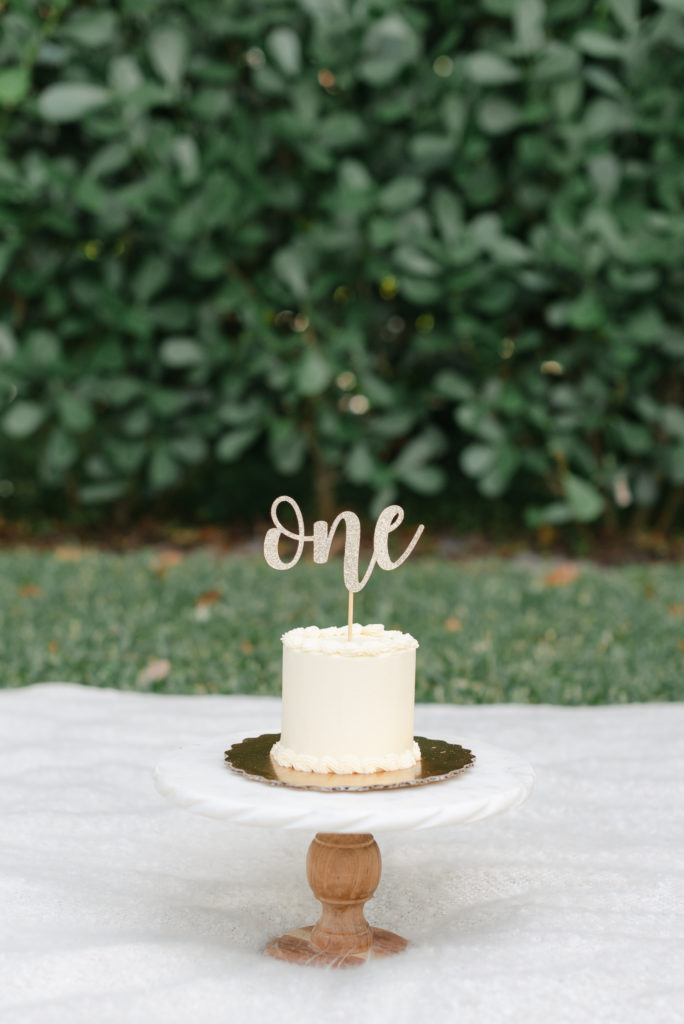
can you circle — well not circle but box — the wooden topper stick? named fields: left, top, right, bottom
left=347, top=590, right=353, bottom=641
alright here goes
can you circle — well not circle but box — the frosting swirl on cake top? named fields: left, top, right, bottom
left=281, top=623, right=419, bottom=657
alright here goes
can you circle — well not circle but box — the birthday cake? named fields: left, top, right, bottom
left=270, top=623, right=421, bottom=774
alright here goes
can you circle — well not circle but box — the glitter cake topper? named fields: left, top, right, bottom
left=263, top=495, right=424, bottom=594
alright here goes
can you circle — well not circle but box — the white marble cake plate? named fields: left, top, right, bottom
left=154, top=733, right=534, bottom=967
left=154, top=732, right=533, bottom=833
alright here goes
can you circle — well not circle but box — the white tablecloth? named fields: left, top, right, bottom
left=1, top=684, right=682, bottom=1024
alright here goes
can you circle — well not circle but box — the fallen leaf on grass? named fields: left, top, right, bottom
left=196, top=589, right=221, bottom=607
left=19, top=582, right=43, bottom=597
left=241, top=640, right=254, bottom=654
left=444, top=618, right=462, bottom=632
left=151, top=550, right=184, bottom=576
left=536, top=525, right=557, bottom=547
left=54, top=546, right=85, bottom=562
left=668, top=604, right=684, bottom=617
left=542, top=563, right=580, bottom=588
left=138, top=658, right=171, bottom=685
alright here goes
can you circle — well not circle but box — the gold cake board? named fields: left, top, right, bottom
left=225, top=734, right=475, bottom=792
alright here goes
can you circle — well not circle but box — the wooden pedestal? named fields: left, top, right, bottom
left=264, top=833, right=408, bottom=967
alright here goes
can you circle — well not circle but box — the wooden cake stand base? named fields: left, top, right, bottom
left=264, top=833, right=407, bottom=967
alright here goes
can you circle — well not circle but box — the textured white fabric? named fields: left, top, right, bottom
left=1, top=684, right=682, bottom=1024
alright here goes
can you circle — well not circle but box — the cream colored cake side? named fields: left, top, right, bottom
left=271, top=625, right=420, bottom=775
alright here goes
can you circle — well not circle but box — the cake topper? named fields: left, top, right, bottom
left=263, top=495, right=424, bottom=639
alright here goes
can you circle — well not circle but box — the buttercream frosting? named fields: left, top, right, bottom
left=281, top=623, right=419, bottom=658
left=270, top=740, right=421, bottom=775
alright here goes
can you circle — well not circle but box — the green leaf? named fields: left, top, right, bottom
left=133, top=257, right=170, bottom=303
left=401, top=464, right=446, bottom=495
left=37, top=83, right=112, bottom=122
left=266, top=27, right=301, bottom=76
left=456, top=405, right=505, bottom=443
left=216, top=427, right=259, bottom=462
left=317, top=113, right=365, bottom=149
left=148, top=448, right=181, bottom=491
left=479, top=446, right=520, bottom=497
left=393, top=246, right=440, bottom=277
left=441, top=94, right=467, bottom=139
left=218, top=398, right=264, bottom=426
left=398, top=277, right=441, bottom=303
left=433, top=370, right=473, bottom=401
left=583, top=99, right=631, bottom=138
left=525, top=501, right=574, bottom=527
left=338, top=159, right=373, bottom=192
left=0, top=324, right=17, bottom=361
left=347, top=443, right=376, bottom=484
left=272, top=246, right=308, bottom=298
left=79, top=481, right=126, bottom=504
left=44, top=427, right=78, bottom=473
left=108, top=55, right=143, bottom=94
left=268, top=421, right=306, bottom=474
left=172, top=135, right=200, bottom=185
left=668, top=445, right=684, bottom=485
left=148, top=25, right=188, bottom=86
left=490, top=236, right=531, bottom=266
left=57, top=394, right=94, bottom=434
left=431, top=188, right=463, bottom=245
left=460, top=443, right=496, bottom=478
left=169, top=436, right=207, bottom=465
left=86, top=142, right=131, bottom=180
left=105, top=440, right=146, bottom=474
left=3, top=401, right=46, bottom=439
left=661, top=405, right=684, bottom=439
left=513, top=0, right=546, bottom=52
left=607, top=0, right=639, bottom=31
left=465, top=52, right=520, bottom=85
left=614, top=420, right=651, bottom=455
left=378, top=176, right=424, bottom=213
left=359, top=14, right=421, bottom=85
left=533, top=42, right=581, bottom=81
left=121, top=407, right=152, bottom=438
left=567, top=291, right=605, bottom=330
left=63, top=10, right=117, bottom=47
left=103, top=378, right=143, bottom=406
left=477, top=96, right=521, bottom=134
left=393, top=428, right=446, bottom=479
left=633, top=471, right=658, bottom=507
left=159, top=338, right=205, bottom=368
left=408, top=134, right=454, bottom=167
left=564, top=473, right=605, bottom=522
left=0, top=66, right=30, bottom=107
left=575, top=30, right=624, bottom=58
left=370, top=410, right=417, bottom=438
left=296, top=349, right=332, bottom=396
left=587, top=153, right=620, bottom=200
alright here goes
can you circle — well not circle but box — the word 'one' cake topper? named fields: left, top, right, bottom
left=264, top=495, right=424, bottom=639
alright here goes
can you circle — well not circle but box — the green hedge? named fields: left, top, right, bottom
left=1, top=0, right=684, bottom=530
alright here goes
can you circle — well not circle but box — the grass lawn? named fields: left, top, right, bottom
left=0, top=547, right=682, bottom=704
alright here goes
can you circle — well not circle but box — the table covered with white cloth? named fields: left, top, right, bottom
left=1, top=684, right=681, bottom=1024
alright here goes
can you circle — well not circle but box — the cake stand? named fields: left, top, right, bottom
left=154, top=732, right=534, bottom=968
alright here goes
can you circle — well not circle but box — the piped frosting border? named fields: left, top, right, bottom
left=281, top=623, right=419, bottom=658
left=270, top=739, right=422, bottom=775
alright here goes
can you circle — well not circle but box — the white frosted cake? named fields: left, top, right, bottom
left=270, top=623, right=421, bottom=775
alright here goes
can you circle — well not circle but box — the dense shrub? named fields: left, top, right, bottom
left=1, top=0, right=683, bottom=530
